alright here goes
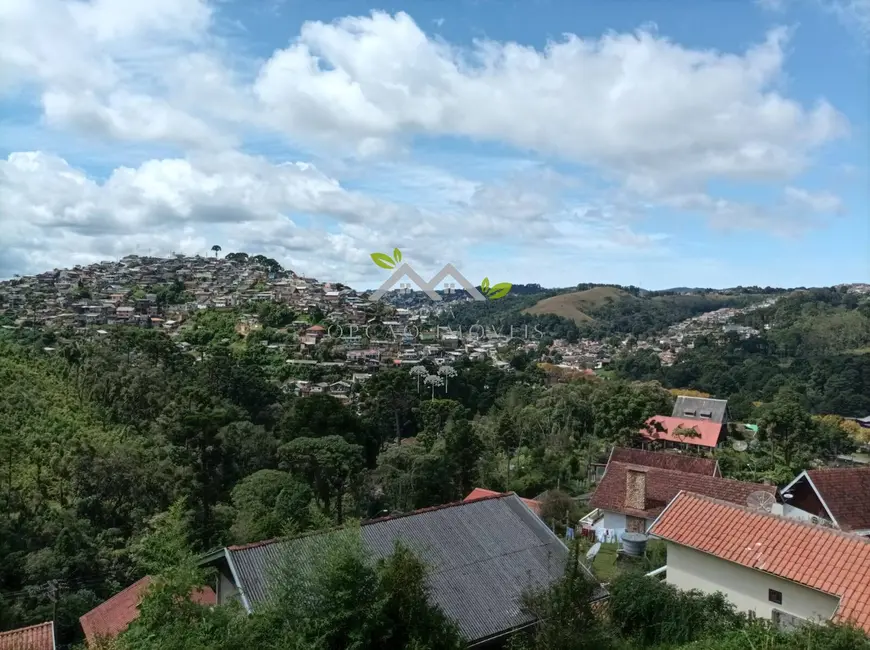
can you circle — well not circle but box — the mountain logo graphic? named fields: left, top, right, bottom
left=367, top=248, right=511, bottom=302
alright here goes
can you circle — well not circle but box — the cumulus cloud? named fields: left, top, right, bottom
left=0, top=2, right=855, bottom=282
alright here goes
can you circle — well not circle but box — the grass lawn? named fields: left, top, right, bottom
left=591, top=542, right=619, bottom=580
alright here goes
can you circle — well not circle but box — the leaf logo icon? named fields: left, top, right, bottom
left=371, top=248, right=403, bottom=270
left=487, top=282, right=512, bottom=300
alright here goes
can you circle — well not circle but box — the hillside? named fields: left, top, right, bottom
left=521, top=286, right=631, bottom=324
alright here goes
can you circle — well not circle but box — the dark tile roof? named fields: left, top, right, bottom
left=0, top=622, right=54, bottom=650
left=589, top=462, right=775, bottom=519
left=608, top=447, right=719, bottom=476
left=672, top=396, right=728, bottom=423
left=223, top=494, right=601, bottom=644
left=807, top=467, right=870, bottom=531
left=79, top=577, right=215, bottom=645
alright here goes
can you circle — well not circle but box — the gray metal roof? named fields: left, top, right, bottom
left=672, top=396, right=728, bottom=423
left=224, top=494, right=591, bottom=643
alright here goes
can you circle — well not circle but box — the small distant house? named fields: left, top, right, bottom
left=302, top=325, right=327, bottom=346
left=780, top=467, right=870, bottom=535
left=650, top=491, right=870, bottom=634
left=0, top=622, right=56, bottom=650
left=79, top=577, right=216, bottom=646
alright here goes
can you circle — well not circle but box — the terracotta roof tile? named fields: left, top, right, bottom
left=650, top=491, right=870, bottom=634
left=589, top=462, right=775, bottom=519
left=642, top=416, right=723, bottom=448
left=79, top=577, right=215, bottom=645
left=609, top=447, right=719, bottom=476
left=463, top=488, right=542, bottom=515
left=0, top=622, right=54, bottom=650
left=806, top=468, right=870, bottom=531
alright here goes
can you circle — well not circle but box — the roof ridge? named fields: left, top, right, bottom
left=80, top=576, right=152, bottom=616
left=228, top=493, right=518, bottom=552
left=607, top=461, right=775, bottom=488
left=672, top=492, right=870, bottom=543
left=0, top=621, right=53, bottom=635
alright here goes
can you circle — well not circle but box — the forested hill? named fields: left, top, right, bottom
left=441, top=283, right=772, bottom=341
left=613, top=287, right=870, bottom=419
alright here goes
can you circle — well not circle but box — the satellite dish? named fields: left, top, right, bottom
left=586, top=542, right=601, bottom=563
left=732, top=440, right=748, bottom=452
left=747, top=491, right=775, bottom=513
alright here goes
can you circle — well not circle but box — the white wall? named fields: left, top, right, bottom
left=665, top=543, right=839, bottom=625
left=601, top=511, right=627, bottom=530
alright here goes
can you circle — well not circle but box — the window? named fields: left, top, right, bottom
left=768, top=589, right=783, bottom=605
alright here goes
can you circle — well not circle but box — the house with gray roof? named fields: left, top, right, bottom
left=671, top=396, right=729, bottom=424
left=199, top=493, right=605, bottom=647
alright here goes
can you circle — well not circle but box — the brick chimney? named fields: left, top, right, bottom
left=625, top=468, right=648, bottom=511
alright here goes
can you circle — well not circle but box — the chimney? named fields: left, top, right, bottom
left=625, top=468, right=647, bottom=511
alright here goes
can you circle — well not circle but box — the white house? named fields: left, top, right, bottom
left=649, top=491, right=870, bottom=634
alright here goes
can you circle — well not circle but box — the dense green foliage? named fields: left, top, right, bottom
left=614, top=289, right=870, bottom=418
left=1, top=286, right=865, bottom=647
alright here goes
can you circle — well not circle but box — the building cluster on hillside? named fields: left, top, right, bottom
left=0, top=255, right=539, bottom=393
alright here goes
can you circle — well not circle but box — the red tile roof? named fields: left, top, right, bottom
left=805, top=468, right=870, bottom=532
left=650, top=491, right=870, bottom=634
left=464, top=488, right=542, bottom=515
left=79, top=577, right=215, bottom=645
left=589, top=462, right=775, bottom=519
left=0, top=622, right=54, bottom=650
left=609, top=447, right=719, bottom=476
left=642, top=416, right=723, bottom=448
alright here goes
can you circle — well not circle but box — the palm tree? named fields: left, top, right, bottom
left=410, top=365, right=427, bottom=393
left=437, top=364, right=457, bottom=394
left=211, top=245, right=222, bottom=258
left=424, top=374, right=443, bottom=400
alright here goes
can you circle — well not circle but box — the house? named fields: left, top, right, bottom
left=779, top=467, right=870, bottom=534
left=302, top=325, right=327, bottom=346
left=649, top=491, right=870, bottom=634
left=0, top=622, right=55, bottom=650
left=199, top=493, right=605, bottom=647
left=672, top=396, right=729, bottom=423
left=584, top=461, right=775, bottom=535
left=641, top=415, right=725, bottom=449
left=463, top=487, right=543, bottom=516
left=79, top=577, right=216, bottom=646
left=607, top=447, right=721, bottom=477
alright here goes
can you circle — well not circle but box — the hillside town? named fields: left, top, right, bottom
left=0, top=254, right=851, bottom=389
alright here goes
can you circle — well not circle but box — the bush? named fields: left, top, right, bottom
left=607, top=573, right=745, bottom=646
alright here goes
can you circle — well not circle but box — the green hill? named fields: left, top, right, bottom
left=522, top=286, right=631, bottom=325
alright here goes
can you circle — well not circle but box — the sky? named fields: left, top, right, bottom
left=0, top=0, right=868, bottom=290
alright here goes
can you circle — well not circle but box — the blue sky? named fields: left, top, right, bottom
left=0, top=0, right=867, bottom=289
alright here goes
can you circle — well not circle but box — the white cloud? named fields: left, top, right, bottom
left=0, top=3, right=857, bottom=283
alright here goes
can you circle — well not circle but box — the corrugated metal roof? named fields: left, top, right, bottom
left=226, top=494, right=586, bottom=643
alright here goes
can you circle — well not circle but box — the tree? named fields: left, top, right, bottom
left=757, top=389, right=816, bottom=467
left=509, top=540, right=612, bottom=650
left=424, top=374, right=443, bottom=400
left=278, top=436, right=364, bottom=524
left=438, top=364, right=457, bottom=394
left=410, top=365, right=427, bottom=394
left=229, top=470, right=312, bottom=543
left=211, top=245, right=222, bottom=258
